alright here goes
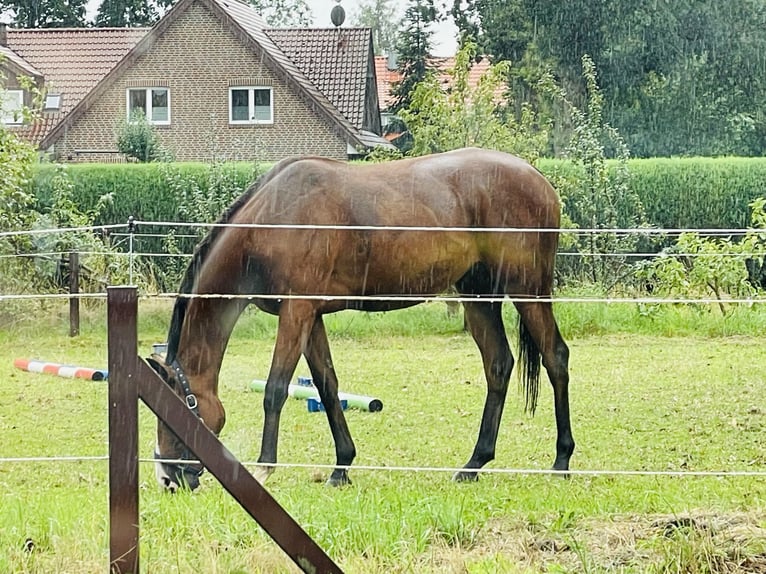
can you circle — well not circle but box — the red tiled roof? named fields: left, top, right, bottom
left=6, top=27, right=147, bottom=144
left=374, top=56, right=400, bottom=110
left=207, top=0, right=381, bottom=148
left=266, top=27, right=371, bottom=129
left=7, top=27, right=147, bottom=116
left=374, top=55, right=495, bottom=111
left=0, top=44, right=42, bottom=78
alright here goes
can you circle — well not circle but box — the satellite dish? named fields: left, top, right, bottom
left=331, top=3, right=345, bottom=27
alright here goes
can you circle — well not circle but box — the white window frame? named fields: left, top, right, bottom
left=126, top=87, right=170, bottom=125
left=44, top=93, right=62, bottom=110
left=1, top=89, right=24, bottom=124
left=229, top=86, right=273, bottom=125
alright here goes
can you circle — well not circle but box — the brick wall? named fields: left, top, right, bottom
left=54, top=0, right=348, bottom=162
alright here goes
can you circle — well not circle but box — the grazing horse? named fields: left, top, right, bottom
left=148, top=148, right=574, bottom=491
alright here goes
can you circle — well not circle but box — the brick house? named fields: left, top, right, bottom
left=0, top=0, right=392, bottom=162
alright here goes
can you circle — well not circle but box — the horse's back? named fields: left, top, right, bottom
left=242, top=148, right=559, bottom=230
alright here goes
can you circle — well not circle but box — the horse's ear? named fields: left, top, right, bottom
left=146, top=355, right=170, bottom=383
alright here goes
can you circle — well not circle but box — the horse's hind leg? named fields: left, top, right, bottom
left=255, top=300, right=316, bottom=483
left=303, top=315, right=356, bottom=487
left=453, top=300, right=514, bottom=482
left=515, top=301, right=574, bottom=472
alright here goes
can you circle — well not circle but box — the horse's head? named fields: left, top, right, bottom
left=146, top=355, right=204, bottom=492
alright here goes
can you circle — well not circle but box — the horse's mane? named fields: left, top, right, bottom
left=164, top=157, right=301, bottom=363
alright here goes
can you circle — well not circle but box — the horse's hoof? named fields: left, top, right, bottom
left=253, top=465, right=274, bottom=485
left=452, top=470, right=479, bottom=483
left=326, top=470, right=352, bottom=487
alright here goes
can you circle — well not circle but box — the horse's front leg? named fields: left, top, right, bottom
left=255, top=300, right=316, bottom=484
left=303, top=315, right=356, bottom=487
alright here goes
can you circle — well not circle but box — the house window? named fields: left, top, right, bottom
left=1, top=89, right=24, bottom=124
left=127, top=87, right=170, bottom=124
left=229, top=87, right=272, bottom=124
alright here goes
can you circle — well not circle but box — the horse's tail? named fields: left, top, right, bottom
left=518, top=317, right=542, bottom=415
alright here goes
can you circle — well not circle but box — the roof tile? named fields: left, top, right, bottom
left=7, top=28, right=147, bottom=117
left=266, top=27, right=371, bottom=129
left=374, top=55, right=495, bottom=111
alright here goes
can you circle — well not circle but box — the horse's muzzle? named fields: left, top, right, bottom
left=154, top=451, right=203, bottom=492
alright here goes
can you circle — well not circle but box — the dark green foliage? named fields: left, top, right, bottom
left=94, top=0, right=162, bottom=26
left=451, top=0, right=766, bottom=158
left=0, top=0, right=87, bottom=27
left=391, top=0, right=439, bottom=114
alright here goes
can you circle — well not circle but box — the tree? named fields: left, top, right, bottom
left=540, top=55, right=649, bottom=288
left=352, top=0, right=399, bottom=56
left=0, top=0, right=88, bottom=27
left=600, top=0, right=766, bottom=156
left=116, top=110, right=167, bottom=162
left=453, top=0, right=766, bottom=158
left=400, top=40, right=548, bottom=161
left=390, top=0, right=439, bottom=113
left=450, top=0, right=532, bottom=63
left=94, top=0, right=169, bottom=26
left=249, top=0, right=312, bottom=27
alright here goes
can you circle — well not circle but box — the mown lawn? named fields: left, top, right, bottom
left=1, top=300, right=765, bottom=573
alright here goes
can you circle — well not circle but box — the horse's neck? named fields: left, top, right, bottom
left=177, top=297, right=244, bottom=377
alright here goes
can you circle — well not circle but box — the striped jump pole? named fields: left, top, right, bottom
left=13, top=358, right=108, bottom=381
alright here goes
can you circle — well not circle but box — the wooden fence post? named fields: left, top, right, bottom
left=106, top=285, right=344, bottom=573
left=107, top=286, right=139, bottom=574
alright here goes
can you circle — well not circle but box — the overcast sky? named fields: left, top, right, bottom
left=310, top=0, right=458, bottom=56
left=81, top=0, right=458, bottom=56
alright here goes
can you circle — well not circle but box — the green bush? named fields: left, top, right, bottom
left=31, top=157, right=766, bottom=239
left=25, top=156, right=766, bottom=294
left=30, top=161, right=261, bottom=291
left=116, top=110, right=169, bottom=162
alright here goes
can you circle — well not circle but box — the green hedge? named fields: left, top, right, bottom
left=538, top=157, right=766, bottom=231
left=31, top=157, right=766, bottom=232
left=31, top=162, right=258, bottom=226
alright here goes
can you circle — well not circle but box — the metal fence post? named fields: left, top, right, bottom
left=69, top=251, right=80, bottom=337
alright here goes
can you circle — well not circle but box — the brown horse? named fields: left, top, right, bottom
left=148, top=147, right=574, bottom=491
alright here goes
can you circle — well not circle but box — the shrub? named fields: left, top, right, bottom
left=539, top=55, right=651, bottom=289
left=116, top=110, right=170, bottom=162
left=635, top=198, right=766, bottom=315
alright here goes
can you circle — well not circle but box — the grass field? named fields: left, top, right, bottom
left=1, top=299, right=766, bottom=572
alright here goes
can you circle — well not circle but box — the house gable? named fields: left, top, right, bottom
left=5, top=0, right=392, bottom=160
left=49, top=0, right=353, bottom=161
